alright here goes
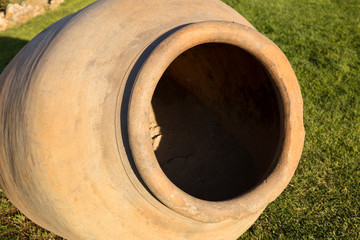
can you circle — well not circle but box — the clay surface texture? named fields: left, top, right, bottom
left=0, top=0, right=304, bottom=239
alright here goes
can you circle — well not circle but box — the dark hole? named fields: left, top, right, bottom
left=149, top=43, right=280, bottom=201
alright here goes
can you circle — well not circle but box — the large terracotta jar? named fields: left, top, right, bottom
left=0, top=0, right=305, bottom=239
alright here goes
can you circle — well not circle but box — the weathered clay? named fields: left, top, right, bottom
left=0, top=0, right=305, bottom=239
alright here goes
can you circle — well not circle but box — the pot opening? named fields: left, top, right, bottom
left=149, top=43, right=281, bottom=201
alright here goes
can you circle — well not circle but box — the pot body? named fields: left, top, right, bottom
left=0, top=0, right=304, bottom=239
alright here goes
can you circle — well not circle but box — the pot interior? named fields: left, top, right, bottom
left=149, top=43, right=281, bottom=201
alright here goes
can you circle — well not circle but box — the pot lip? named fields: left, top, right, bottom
left=128, top=21, right=304, bottom=223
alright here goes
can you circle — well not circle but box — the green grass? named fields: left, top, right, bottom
left=0, top=0, right=27, bottom=11
left=0, top=190, right=62, bottom=239
left=225, top=0, right=360, bottom=239
left=1, top=0, right=359, bottom=239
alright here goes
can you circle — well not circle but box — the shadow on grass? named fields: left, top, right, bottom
left=0, top=37, right=29, bottom=73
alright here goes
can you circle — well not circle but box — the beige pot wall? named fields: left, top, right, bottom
left=0, top=0, right=304, bottom=239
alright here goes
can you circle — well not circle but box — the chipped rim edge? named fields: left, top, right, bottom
left=128, top=21, right=304, bottom=223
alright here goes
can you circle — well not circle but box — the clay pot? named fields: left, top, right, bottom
left=0, top=0, right=304, bottom=239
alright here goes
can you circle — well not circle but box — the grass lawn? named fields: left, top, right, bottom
left=1, top=0, right=359, bottom=239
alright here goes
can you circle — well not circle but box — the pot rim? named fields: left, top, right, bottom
left=128, top=21, right=304, bottom=223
